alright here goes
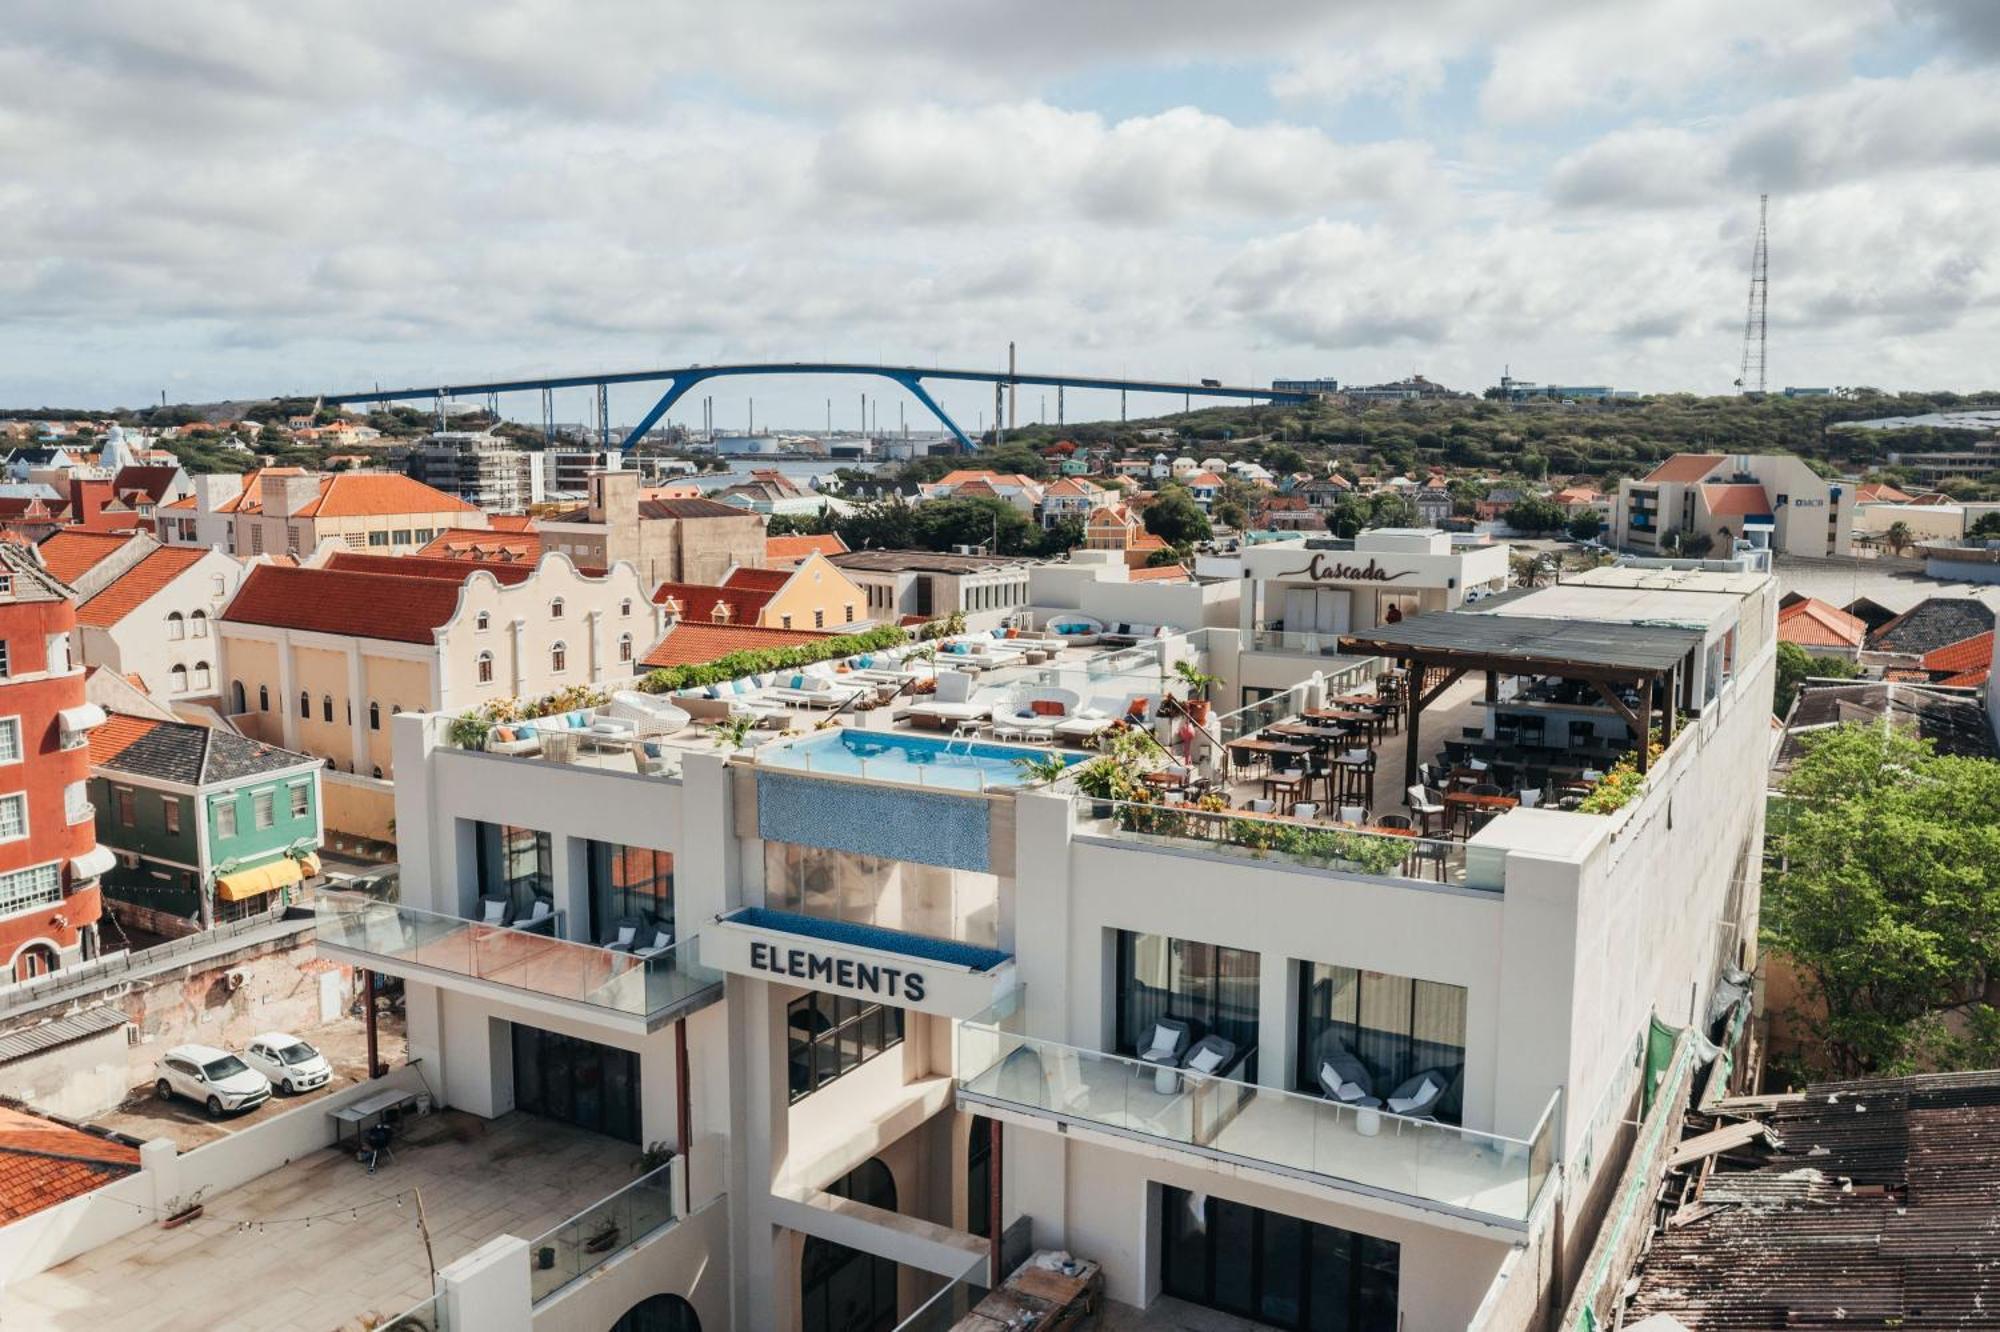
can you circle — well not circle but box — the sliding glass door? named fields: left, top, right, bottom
left=1114, top=931, right=1259, bottom=1075
left=588, top=841, right=675, bottom=946
left=475, top=821, right=552, bottom=921
left=1161, top=1185, right=1398, bottom=1331
left=1295, top=961, right=1467, bottom=1122
left=511, top=1024, right=640, bottom=1143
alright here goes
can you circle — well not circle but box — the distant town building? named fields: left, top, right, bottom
left=825, top=548, right=1033, bottom=629
left=69, top=544, right=245, bottom=700
left=160, top=469, right=486, bottom=559
left=539, top=471, right=765, bottom=587
left=1612, top=453, right=1854, bottom=558
left=1345, top=374, right=1460, bottom=403
left=1271, top=376, right=1340, bottom=396
left=405, top=431, right=544, bottom=513
left=654, top=553, right=870, bottom=634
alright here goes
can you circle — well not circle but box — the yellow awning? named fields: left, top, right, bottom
left=296, top=852, right=322, bottom=878
left=215, top=858, right=306, bottom=903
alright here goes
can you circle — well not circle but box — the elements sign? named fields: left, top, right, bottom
left=748, top=940, right=927, bottom=1002
left=1275, top=553, right=1416, bottom=584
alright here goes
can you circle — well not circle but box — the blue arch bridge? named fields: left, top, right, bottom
left=317, top=361, right=1312, bottom=452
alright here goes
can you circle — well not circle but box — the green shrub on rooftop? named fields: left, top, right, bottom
left=635, top=624, right=911, bottom=694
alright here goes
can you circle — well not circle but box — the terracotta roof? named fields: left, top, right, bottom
left=0, top=1105, right=140, bottom=1224
left=307, top=472, right=479, bottom=518
left=545, top=496, right=746, bottom=523
left=1856, top=482, right=1915, bottom=503
left=766, top=534, right=848, bottom=562
left=1699, top=483, right=1773, bottom=518
left=36, top=529, right=142, bottom=584
left=1922, top=630, right=1994, bottom=677
left=487, top=514, right=537, bottom=532
left=322, top=551, right=533, bottom=585
left=651, top=580, right=774, bottom=624
left=416, top=528, right=542, bottom=563
left=1128, top=565, right=1191, bottom=582
left=221, top=564, right=465, bottom=644
left=638, top=622, right=831, bottom=669
left=1937, top=668, right=1988, bottom=688
left=1184, top=472, right=1225, bottom=488
left=75, top=547, right=209, bottom=627
left=1641, top=454, right=1726, bottom=484
left=1777, top=598, right=1868, bottom=650
left=1041, top=478, right=1102, bottom=499
left=723, top=567, right=793, bottom=593
left=109, top=464, right=184, bottom=503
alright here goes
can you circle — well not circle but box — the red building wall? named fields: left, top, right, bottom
left=0, top=596, right=102, bottom=978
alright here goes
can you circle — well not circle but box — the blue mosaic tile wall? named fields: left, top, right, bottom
left=756, top=770, right=992, bottom=872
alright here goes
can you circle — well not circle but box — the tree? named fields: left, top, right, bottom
left=1566, top=511, right=1603, bottom=542
left=1969, top=512, right=2000, bottom=540
left=1884, top=520, right=1915, bottom=556
left=1763, top=724, right=2000, bottom=1078
left=1774, top=641, right=1862, bottom=717
left=1142, top=484, right=1211, bottom=547
left=1504, top=495, right=1569, bottom=533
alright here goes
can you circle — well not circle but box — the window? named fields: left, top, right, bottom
left=781, top=614, right=792, bottom=629
left=299, top=690, right=310, bottom=719
left=1114, top=931, right=1260, bottom=1075
left=253, top=789, right=275, bottom=830
left=551, top=641, right=567, bottom=673
left=215, top=797, right=237, bottom=838
left=0, top=793, right=25, bottom=841
left=231, top=680, right=246, bottom=713
left=286, top=526, right=301, bottom=554
left=1160, top=1185, right=1399, bottom=1331
left=193, top=662, right=211, bottom=691
left=164, top=799, right=181, bottom=835
left=587, top=842, right=673, bottom=945
left=290, top=784, right=308, bottom=819
left=1294, top=962, right=1466, bottom=1123
left=476, top=822, right=553, bottom=920
left=367, top=531, right=389, bottom=547
left=788, top=993, right=904, bottom=1104
left=616, top=634, right=632, bottom=664
left=47, top=634, right=68, bottom=673
left=0, top=863, right=61, bottom=915
left=170, top=665, right=189, bottom=693
left=392, top=529, right=413, bottom=545
left=258, top=685, right=269, bottom=712
left=845, top=604, right=854, bottom=623
left=475, top=611, right=490, bottom=631
left=65, top=780, right=91, bottom=825
left=476, top=651, right=494, bottom=684
left=0, top=717, right=17, bottom=763
left=0, top=641, right=8, bottom=677
left=167, top=611, right=186, bottom=641
left=801, top=1160, right=898, bottom=1332
left=322, top=694, right=333, bottom=722
left=813, top=609, right=825, bottom=629
left=550, top=597, right=565, bottom=619
left=369, top=702, right=381, bottom=730
left=211, top=575, right=225, bottom=596
left=619, top=599, right=632, bottom=617
left=191, top=610, right=208, bottom=638
left=250, top=526, right=265, bottom=554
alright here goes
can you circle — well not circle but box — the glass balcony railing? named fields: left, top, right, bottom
left=891, top=1264, right=992, bottom=1331
left=1248, top=629, right=1366, bottom=658
left=1081, top=801, right=1477, bottom=890
left=527, top=1163, right=680, bottom=1305
left=313, top=890, right=722, bottom=1023
left=379, top=1294, right=446, bottom=1331
left=957, top=992, right=1559, bottom=1226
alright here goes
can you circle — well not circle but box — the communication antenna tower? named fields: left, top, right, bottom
left=1736, top=194, right=1768, bottom=395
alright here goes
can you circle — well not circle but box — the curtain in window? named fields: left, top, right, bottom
left=476, top=822, right=552, bottom=918
left=1115, top=932, right=1261, bottom=1062
left=1295, top=962, right=1466, bottom=1120
left=588, top=842, right=674, bottom=944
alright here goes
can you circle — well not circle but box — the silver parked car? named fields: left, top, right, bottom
left=155, top=1044, right=272, bottom=1118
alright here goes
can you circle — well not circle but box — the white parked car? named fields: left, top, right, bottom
left=155, top=1044, right=272, bottom=1118
left=241, top=1032, right=334, bottom=1095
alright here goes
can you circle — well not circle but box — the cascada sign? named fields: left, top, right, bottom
left=748, top=940, right=927, bottom=1002
left=1275, top=553, right=1417, bottom=584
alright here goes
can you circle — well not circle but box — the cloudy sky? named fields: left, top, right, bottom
left=2, top=0, right=1995, bottom=429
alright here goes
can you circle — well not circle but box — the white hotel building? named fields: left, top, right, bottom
left=312, top=559, right=1776, bottom=1332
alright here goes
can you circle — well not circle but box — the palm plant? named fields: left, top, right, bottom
left=1885, top=520, right=1914, bottom=557
left=709, top=713, right=757, bottom=751
left=1012, top=752, right=1075, bottom=786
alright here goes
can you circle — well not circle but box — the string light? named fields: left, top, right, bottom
left=112, top=1189, right=416, bottom=1229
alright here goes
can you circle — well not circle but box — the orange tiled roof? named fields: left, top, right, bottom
left=88, top=711, right=162, bottom=765
left=1700, top=483, right=1773, bottom=518
left=417, top=528, right=542, bottom=562
left=1641, top=454, right=1726, bottom=484
left=36, top=529, right=142, bottom=585
left=1778, top=598, right=1868, bottom=650
left=765, top=534, right=848, bottom=562
left=1923, top=630, right=1993, bottom=676
left=486, top=514, right=537, bottom=532
left=75, top=547, right=209, bottom=627
left=224, top=470, right=477, bottom=519
left=639, top=621, right=831, bottom=669
left=221, top=564, right=466, bottom=644
left=652, top=580, right=773, bottom=624
left=1856, top=482, right=1915, bottom=504
left=0, top=1105, right=140, bottom=1224
left=1128, top=565, right=1190, bottom=582
left=322, top=551, right=534, bottom=585
left=723, top=567, right=793, bottom=593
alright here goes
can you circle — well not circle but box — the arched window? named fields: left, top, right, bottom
left=322, top=694, right=333, bottom=722
left=166, top=611, right=185, bottom=641
left=369, top=702, right=381, bottom=731
left=299, top=690, right=310, bottom=718
left=551, top=641, right=567, bottom=673
left=258, top=685, right=269, bottom=712
left=476, top=651, right=494, bottom=684
left=617, top=634, right=633, bottom=664
left=170, top=665, right=189, bottom=693
left=231, top=680, right=246, bottom=713
left=475, top=610, right=490, bottom=631
left=190, top=610, right=208, bottom=638
left=193, top=662, right=211, bottom=691
left=611, top=1293, right=702, bottom=1332
left=550, top=598, right=565, bottom=619
left=371, top=765, right=382, bottom=779
left=802, top=1159, right=898, bottom=1332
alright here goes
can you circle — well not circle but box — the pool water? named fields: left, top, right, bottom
left=760, top=728, right=1080, bottom=790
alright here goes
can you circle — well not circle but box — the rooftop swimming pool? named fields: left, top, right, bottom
left=757, top=728, right=1081, bottom=790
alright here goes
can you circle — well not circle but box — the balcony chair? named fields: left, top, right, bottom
left=476, top=896, right=511, bottom=927
left=1182, top=1035, right=1236, bottom=1079
left=1383, top=1068, right=1454, bottom=1122
left=1407, top=785, right=1450, bottom=837
left=1404, top=832, right=1451, bottom=883
left=1314, top=1045, right=1381, bottom=1110
left=1137, top=1019, right=1192, bottom=1095
left=1337, top=804, right=1369, bottom=826
left=510, top=899, right=554, bottom=932
left=1291, top=802, right=1319, bottom=821
left=605, top=918, right=644, bottom=953
left=1375, top=813, right=1414, bottom=831
left=1244, top=798, right=1276, bottom=814
left=633, top=926, right=675, bottom=960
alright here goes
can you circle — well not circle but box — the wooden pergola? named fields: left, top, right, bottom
left=1339, top=614, right=1709, bottom=792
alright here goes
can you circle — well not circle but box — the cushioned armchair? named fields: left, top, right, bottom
left=1137, top=1019, right=1192, bottom=1094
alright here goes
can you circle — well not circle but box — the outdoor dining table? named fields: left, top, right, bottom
left=1445, top=789, right=1519, bottom=835
left=1305, top=708, right=1385, bottom=740
left=1224, top=737, right=1313, bottom=778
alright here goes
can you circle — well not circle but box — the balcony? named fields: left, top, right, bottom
left=957, top=998, right=1559, bottom=1230
left=528, top=1161, right=685, bottom=1305
left=1247, top=628, right=1378, bottom=662
left=1082, top=800, right=1485, bottom=891
left=313, top=891, right=722, bottom=1034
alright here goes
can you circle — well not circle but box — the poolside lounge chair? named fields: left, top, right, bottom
left=906, top=671, right=993, bottom=730
left=1137, top=1019, right=1192, bottom=1094
left=608, top=691, right=693, bottom=737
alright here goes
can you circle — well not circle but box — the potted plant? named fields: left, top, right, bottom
left=1072, top=755, right=1134, bottom=818
left=584, top=1217, right=621, bottom=1253
left=1171, top=660, right=1218, bottom=726
left=445, top=711, right=491, bottom=751
left=709, top=713, right=757, bottom=752
left=160, top=1188, right=206, bottom=1229
left=636, top=1141, right=677, bottom=1174
left=1012, top=752, right=1075, bottom=787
